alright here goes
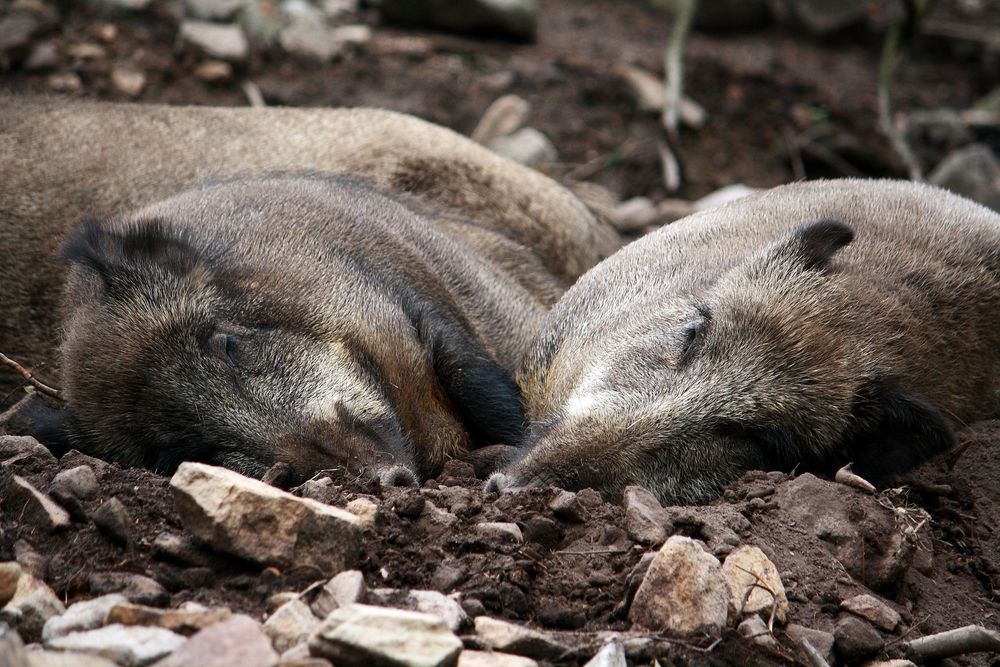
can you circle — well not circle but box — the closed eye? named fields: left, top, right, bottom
left=679, top=305, right=711, bottom=365
left=210, top=331, right=241, bottom=366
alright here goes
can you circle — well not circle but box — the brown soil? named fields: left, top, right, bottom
left=1, top=0, right=999, bottom=665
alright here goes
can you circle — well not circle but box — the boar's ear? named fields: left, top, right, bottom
left=405, top=299, right=526, bottom=447
left=778, top=219, right=855, bottom=272
left=842, top=382, right=955, bottom=484
left=60, top=216, right=204, bottom=290
left=0, top=394, right=72, bottom=456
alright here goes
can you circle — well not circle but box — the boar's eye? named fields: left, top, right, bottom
left=210, top=331, right=241, bottom=367
left=679, top=307, right=711, bottom=364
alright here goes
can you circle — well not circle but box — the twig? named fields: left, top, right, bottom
left=241, top=80, right=266, bottom=108
left=0, top=352, right=64, bottom=400
left=835, top=463, right=875, bottom=494
left=657, top=140, right=682, bottom=193
left=556, top=547, right=630, bottom=556
left=662, top=0, right=697, bottom=138
left=800, top=638, right=831, bottom=667
left=906, top=625, right=1000, bottom=662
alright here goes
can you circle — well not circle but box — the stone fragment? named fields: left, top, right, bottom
left=786, top=624, right=835, bottom=665
left=153, top=614, right=278, bottom=667
left=279, top=8, right=340, bottom=62
left=474, top=616, right=569, bottom=660
left=459, top=650, right=539, bottom=667
left=88, top=573, right=169, bottom=607
left=610, top=197, right=658, bottom=234
left=110, top=66, right=146, bottom=98
left=623, top=486, right=668, bottom=545
left=738, top=615, right=781, bottom=651
left=170, top=462, right=361, bottom=576
left=312, top=570, right=366, bottom=618
left=470, top=94, right=530, bottom=145
left=2, top=472, right=71, bottom=531
left=0, top=561, right=22, bottom=606
left=106, top=602, right=231, bottom=634
left=430, top=563, right=466, bottom=592
left=46, top=624, right=185, bottom=666
left=46, top=72, right=82, bottom=92
left=26, top=649, right=121, bottom=667
left=344, top=497, right=377, bottom=527
left=1, top=573, right=66, bottom=641
left=487, top=128, right=556, bottom=167
left=193, top=60, right=233, bottom=83
left=309, top=604, right=462, bottom=667
left=0, top=12, right=48, bottom=55
left=265, top=598, right=318, bottom=653
left=722, top=545, right=788, bottom=623
left=929, top=144, right=1000, bottom=210
left=834, top=616, right=884, bottom=662
left=24, top=41, right=59, bottom=70
left=151, top=531, right=213, bottom=566
left=14, top=540, right=47, bottom=578
left=178, top=21, right=248, bottom=62
left=863, top=661, right=916, bottom=667
left=629, top=536, right=731, bottom=636
left=841, top=594, right=901, bottom=632
left=0, top=435, right=57, bottom=466
left=694, top=184, right=759, bottom=211
left=583, top=641, right=626, bottom=667
left=330, top=24, right=371, bottom=48
left=91, top=498, right=132, bottom=547
left=67, top=43, right=107, bottom=60
left=549, top=491, right=584, bottom=522
left=42, top=594, right=129, bottom=642
left=368, top=588, right=468, bottom=632
left=475, top=522, right=523, bottom=544
left=51, top=466, right=100, bottom=501
left=380, top=0, right=538, bottom=41
left=184, top=0, right=245, bottom=21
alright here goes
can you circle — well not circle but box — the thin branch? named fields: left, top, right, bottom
left=0, top=352, right=64, bottom=400
left=800, top=638, right=831, bottom=667
left=906, top=625, right=1000, bottom=662
left=662, top=0, right=698, bottom=138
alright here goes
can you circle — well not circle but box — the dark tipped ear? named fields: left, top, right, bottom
left=0, top=393, right=71, bottom=457
left=60, top=216, right=203, bottom=289
left=841, top=382, right=955, bottom=484
left=404, top=298, right=526, bottom=447
left=782, top=219, right=855, bottom=271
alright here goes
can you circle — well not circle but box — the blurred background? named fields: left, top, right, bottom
left=2, top=0, right=997, bottom=225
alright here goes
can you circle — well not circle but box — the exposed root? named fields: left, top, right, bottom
left=0, top=352, right=64, bottom=401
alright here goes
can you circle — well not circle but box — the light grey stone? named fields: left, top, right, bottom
left=178, top=21, right=248, bottom=62
left=582, top=641, right=626, bottom=667
left=474, top=522, right=524, bottom=544
left=1, top=573, right=66, bottom=642
left=312, top=570, right=366, bottom=618
left=47, top=624, right=185, bottom=666
left=841, top=594, right=901, bottom=632
left=153, top=614, right=278, bottom=667
left=786, top=624, right=835, bottom=665
left=487, top=128, right=556, bottom=167
left=738, top=615, right=780, bottom=651
left=473, top=616, right=568, bottom=660
left=24, top=41, right=60, bottom=70
left=344, top=498, right=377, bottom=527
left=623, top=485, right=668, bottom=545
left=264, top=598, right=318, bottom=653
left=27, top=650, right=120, bottom=667
left=42, top=594, right=129, bottom=642
left=834, top=616, right=884, bottom=662
left=110, top=66, right=146, bottom=98
left=628, top=536, right=731, bottom=636
left=0, top=561, right=22, bottom=606
left=2, top=473, right=70, bottom=531
left=88, top=573, right=168, bottom=607
left=368, top=589, right=467, bottom=632
left=170, top=462, right=361, bottom=576
left=929, top=144, right=1000, bottom=210
left=309, top=604, right=462, bottom=667
left=459, top=650, right=538, bottom=667
left=723, top=545, right=787, bottom=623
left=51, top=466, right=100, bottom=501
left=184, top=0, right=246, bottom=21
left=0, top=435, right=56, bottom=466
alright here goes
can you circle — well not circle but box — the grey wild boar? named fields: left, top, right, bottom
left=492, top=179, right=1000, bottom=504
left=0, top=96, right=619, bottom=484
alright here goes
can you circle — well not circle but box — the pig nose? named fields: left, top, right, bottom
left=484, top=472, right=510, bottom=495
left=377, top=465, right=419, bottom=487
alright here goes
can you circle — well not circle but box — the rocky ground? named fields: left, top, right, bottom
left=1, top=0, right=999, bottom=666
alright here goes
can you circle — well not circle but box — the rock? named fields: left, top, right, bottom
left=14, top=540, right=47, bottom=579
left=0, top=435, right=57, bottom=467
left=394, top=493, right=427, bottom=519
left=344, top=498, right=377, bottom=527
left=0, top=562, right=22, bottom=606
left=929, top=144, right=1000, bottom=210
left=1, top=471, right=71, bottom=531
left=610, top=197, right=658, bottom=233
left=170, top=462, right=361, bottom=576
left=184, top=0, right=246, bottom=21
left=51, top=466, right=100, bottom=501
left=473, top=616, right=569, bottom=660
left=1, top=573, right=66, bottom=641
left=549, top=491, right=585, bottom=522
left=623, top=486, right=668, bottom=545
left=722, top=546, right=788, bottom=623
left=151, top=532, right=213, bottom=566
left=322, top=0, right=358, bottom=19
left=694, top=184, right=759, bottom=211
left=193, top=59, right=233, bottom=83
left=66, top=43, right=107, bottom=60
left=297, top=477, right=332, bottom=502
left=738, top=615, right=780, bottom=651
left=487, top=128, right=557, bottom=167
left=368, top=589, right=467, bottom=632
left=380, top=0, right=538, bottom=41
left=46, top=72, right=82, bottom=93
left=330, top=24, right=371, bottom=48
left=459, top=651, right=538, bottom=667
left=629, top=536, right=731, bottom=635
left=583, top=641, right=626, bottom=667
left=834, top=616, right=884, bottom=662
left=471, top=94, right=531, bottom=145
left=863, top=661, right=916, bottom=667
left=616, top=66, right=707, bottom=128
left=788, top=0, right=866, bottom=34
left=312, top=570, right=366, bottom=618
left=178, top=21, right=248, bottom=62
left=107, top=601, right=231, bottom=634
left=0, top=11, right=50, bottom=56
left=88, top=573, right=169, bottom=607
left=475, top=522, right=523, bottom=544
left=309, top=604, right=463, bottom=667
left=91, top=498, right=132, bottom=547
left=46, top=624, right=185, bottom=666
left=264, top=598, right=318, bottom=653
left=840, top=594, right=901, bottom=632
left=110, top=66, right=146, bottom=98
left=26, top=649, right=121, bottom=667
left=278, top=1, right=339, bottom=61
left=430, top=563, right=466, bottom=592
left=153, top=614, right=278, bottom=667
left=786, top=624, right=835, bottom=665
left=42, top=594, right=129, bottom=642
left=24, top=41, right=60, bottom=70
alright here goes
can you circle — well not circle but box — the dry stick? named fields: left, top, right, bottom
left=658, top=0, right=697, bottom=192
left=800, top=638, right=831, bottom=667
left=241, top=80, right=266, bottom=108
left=906, top=625, right=1000, bottom=662
left=0, top=352, right=64, bottom=400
